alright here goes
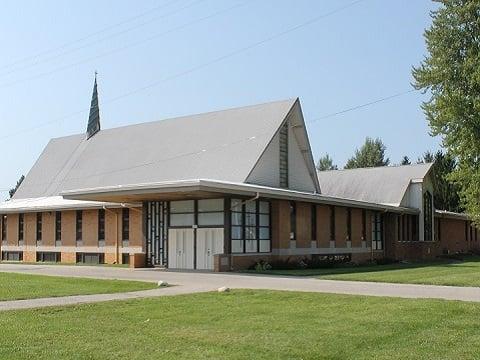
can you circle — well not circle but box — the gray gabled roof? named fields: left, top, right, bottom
left=317, top=163, right=433, bottom=207
left=13, top=99, right=296, bottom=199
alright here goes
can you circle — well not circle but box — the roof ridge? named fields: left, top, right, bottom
left=317, top=162, right=433, bottom=174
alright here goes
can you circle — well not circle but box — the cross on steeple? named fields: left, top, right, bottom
left=86, top=72, right=100, bottom=139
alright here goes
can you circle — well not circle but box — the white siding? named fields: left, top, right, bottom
left=246, top=132, right=280, bottom=187
left=288, top=125, right=317, bottom=192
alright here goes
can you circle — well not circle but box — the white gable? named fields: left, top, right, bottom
left=246, top=100, right=319, bottom=193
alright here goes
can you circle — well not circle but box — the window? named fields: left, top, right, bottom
left=311, top=205, right=317, bottom=241
left=397, top=215, right=402, bottom=242
left=423, top=191, right=433, bottom=241
left=347, top=208, right=352, bottom=241
left=122, top=208, right=129, bottom=244
left=465, top=221, right=469, bottom=242
left=36, top=252, right=60, bottom=262
left=436, top=218, right=441, bottom=242
left=169, top=200, right=194, bottom=227
left=198, top=199, right=224, bottom=226
left=412, top=215, right=419, bottom=241
left=98, top=209, right=105, bottom=245
left=231, top=199, right=271, bottom=254
left=362, top=210, right=366, bottom=241
left=1, top=251, right=23, bottom=261
left=76, top=253, right=105, bottom=264
left=289, top=201, right=296, bottom=241
left=1, top=215, right=6, bottom=244
left=18, top=213, right=24, bottom=244
left=55, top=211, right=61, bottom=246
left=279, top=122, right=289, bottom=188
left=36, top=213, right=42, bottom=243
left=371, top=213, right=383, bottom=250
left=76, top=210, right=83, bottom=243
left=329, top=206, right=335, bottom=241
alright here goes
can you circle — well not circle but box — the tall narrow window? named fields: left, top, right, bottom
left=423, top=191, right=433, bottom=241
left=397, top=215, right=402, bottom=242
left=346, top=208, right=352, bottom=241
left=289, top=201, right=296, bottom=241
left=18, top=214, right=24, bottom=244
left=122, top=208, right=130, bottom=244
left=98, top=209, right=105, bottom=246
left=1, top=215, right=6, bottom=244
left=371, top=213, right=383, bottom=250
left=55, top=211, right=62, bottom=246
left=76, top=210, right=83, bottom=243
left=231, top=199, right=270, bottom=254
left=362, top=210, right=367, bottom=241
left=412, top=215, right=419, bottom=241
left=329, top=206, right=335, bottom=241
left=36, top=213, right=42, bottom=243
left=279, top=122, right=289, bottom=188
left=436, top=217, right=441, bottom=242
left=311, top=205, right=317, bottom=241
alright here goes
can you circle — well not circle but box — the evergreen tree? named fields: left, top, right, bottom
left=317, top=153, right=338, bottom=171
left=344, top=137, right=390, bottom=169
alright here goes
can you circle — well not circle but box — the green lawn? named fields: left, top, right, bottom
left=0, top=290, right=479, bottom=359
left=249, top=256, right=480, bottom=287
left=0, top=272, right=156, bottom=300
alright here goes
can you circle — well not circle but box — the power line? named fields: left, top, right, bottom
left=0, top=0, right=364, bottom=140
left=0, top=0, right=206, bottom=81
left=0, top=1, right=245, bottom=89
left=0, top=0, right=181, bottom=72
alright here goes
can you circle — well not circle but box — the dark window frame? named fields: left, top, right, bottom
left=423, top=191, right=433, bottom=242
left=76, top=210, right=83, bottom=242
left=346, top=208, right=352, bottom=241
left=311, top=204, right=317, bottom=241
left=329, top=206, right=335, bottom=241
left=362, top=210, right=366, bottom=241
left=98, top=209, right=105, bottom=242
left=55, top=211, right=62, bottom=245
left=18, top=213, right=24, bottom=243
left=289, top=201, right=296, bottom=241
left=36, top=212, right=42, bottom=242
left=1, top=215, right=6, bottom=243
left=122, top=208, right=130, bottom=242
left=371, top=212, right=383, bottom=250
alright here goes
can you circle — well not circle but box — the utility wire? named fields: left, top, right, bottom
left=0, top=0, right=205, bottom=80
left=0, top=0, right=181, bottom=72
left=0, top=0, right=364, bottom=140
left=0, top=1, right=245, bottom=89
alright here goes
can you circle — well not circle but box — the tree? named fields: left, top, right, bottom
left=9, top=175, right=24, bottom=199
left=400, top=156, right=411, bottom=165
left=344, top=137, right=390, bottom=169
left=418, top=151, right=461, bottom=212
left=317, top=153, right=338, bottom=171
left=413, top=1, right=480, bottom=223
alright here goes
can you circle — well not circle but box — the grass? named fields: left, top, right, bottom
left=0, top=272, right=157, bottom=300
left=0, top=290, right=479, bottom=359
left=248, top=256, right=480, bottom=287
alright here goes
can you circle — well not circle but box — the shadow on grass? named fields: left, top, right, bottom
left=243, top=255, right=480, bottom=277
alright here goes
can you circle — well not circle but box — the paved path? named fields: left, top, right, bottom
left=2, top=263, right=480, bottom=311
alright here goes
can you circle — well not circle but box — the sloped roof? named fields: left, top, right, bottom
left=13, top=99, right=296, bottom=199
left=317, top=163, right=433, bottom=207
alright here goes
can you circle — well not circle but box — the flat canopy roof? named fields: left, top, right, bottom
left=61, top=179, right=419, bottom=214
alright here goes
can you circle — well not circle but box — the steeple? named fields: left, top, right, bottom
left=86, top=72, right=100, bottom=139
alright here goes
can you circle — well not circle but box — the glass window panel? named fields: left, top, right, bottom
left=245, top=239, right=258, bottom=253
left=245, top=213, right=256, bottom=226
left=198, top=212, right=224, bottom=226
left=259, top=214, right=269, bottom=227
left=231, top=239, right=244, bottom=253
left=245, top=201, right=256, bottom=213
left=259, top=227, right=270, bottom=240
left=170, top=200, right=194, bottom=213
left=259, top=240, right=271, bottom=253
left=246, top=227, right=256, bottom=239
left=259, top=201, right=269, bottom=214
left=231, top=199, right=243, bottom=212
left=231, top=226, right=243, bottom=240
left=170, top=213, right=194, bottom=227
left=231, top=212, right=243, bottom=226
left=198, top=199, right=223, bottom=212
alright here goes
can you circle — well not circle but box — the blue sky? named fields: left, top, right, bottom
left=0, top=0, right=438, bottom=196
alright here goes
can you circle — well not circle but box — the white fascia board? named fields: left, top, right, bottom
left=61, top=179, right=418, bottom=214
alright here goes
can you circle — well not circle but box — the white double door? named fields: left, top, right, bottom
left=168, top=228, right=223, bottom=270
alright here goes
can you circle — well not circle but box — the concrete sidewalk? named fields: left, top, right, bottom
left=2, top=263, right=480, bottom=311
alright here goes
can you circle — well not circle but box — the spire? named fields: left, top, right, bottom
left=86, top=72, right=100, bottom=139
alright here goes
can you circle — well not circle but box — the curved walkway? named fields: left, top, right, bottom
left=1, top=263, right=480, bottom=311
